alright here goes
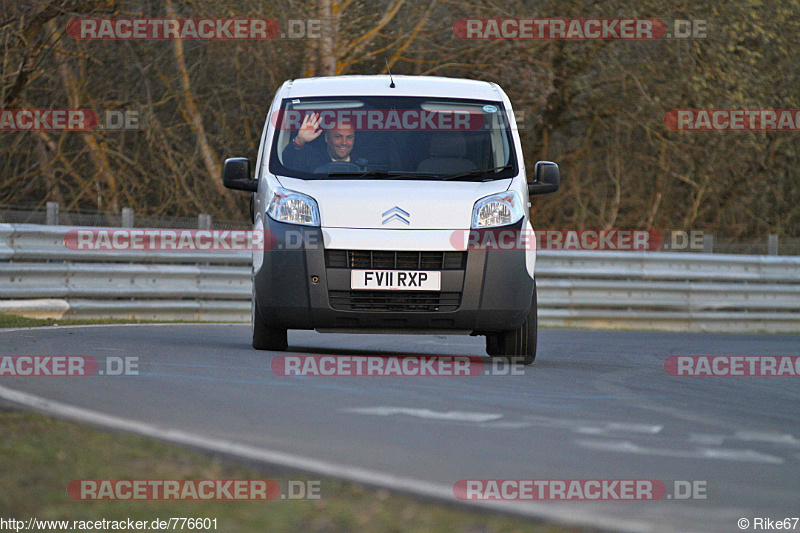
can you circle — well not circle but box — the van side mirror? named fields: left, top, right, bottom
left=222, top=157, right=258, bottom=192
left=528, top=161, right=560, bottom=195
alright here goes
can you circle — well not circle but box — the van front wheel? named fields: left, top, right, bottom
left=252, top=297, right=288, bottom=351
left=492, top=282, right=537, bottom=365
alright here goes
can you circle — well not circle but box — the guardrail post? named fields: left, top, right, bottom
left=768, top=234, right=778, bottom=255
left=46, top=202, right=59, bottom=225
left=703, top=234, right=713, bottom=253
left=198, top=214, right=212, bottom=230
left=121, top=207, right=134, bottom=228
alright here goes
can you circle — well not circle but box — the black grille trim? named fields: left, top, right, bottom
left=329, top=291, right=461, bottom=312
left=326, top=250, right=466, bottom=270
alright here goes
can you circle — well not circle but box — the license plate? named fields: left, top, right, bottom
left=351, top=270, right=441, bottom=291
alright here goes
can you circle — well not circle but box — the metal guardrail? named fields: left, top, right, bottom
left=0, top=224, right=251, bottom=264
left=1, top=223, right=799, bottom=332
left=7, top=202, right=800, bottom=255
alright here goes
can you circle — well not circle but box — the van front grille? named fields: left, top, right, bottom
left=326, top=250, right=466, bottom=270
left=329, top=291, right=461, bottom=312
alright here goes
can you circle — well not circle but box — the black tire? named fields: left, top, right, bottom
left=495, top=281, right=538, bottom=365
left=252, top=295, right=288, bottom=351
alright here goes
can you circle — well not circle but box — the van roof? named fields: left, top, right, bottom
left=284, top=75, right=503, bottom=100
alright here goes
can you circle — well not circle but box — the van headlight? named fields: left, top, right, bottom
left=267, top=187, right=320, bottom=226
left=471, top=191, right=524, bottom=228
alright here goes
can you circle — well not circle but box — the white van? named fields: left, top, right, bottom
left=223, top=75, right=559, bottom=364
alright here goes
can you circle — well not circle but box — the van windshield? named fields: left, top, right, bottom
left=268, top=96, right=518, bottom=181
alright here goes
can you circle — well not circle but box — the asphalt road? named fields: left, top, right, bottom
left=1, top=324, right=798, bottom=532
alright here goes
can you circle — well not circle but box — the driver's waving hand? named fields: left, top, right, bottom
left=282, top=113, right=359, bottom=173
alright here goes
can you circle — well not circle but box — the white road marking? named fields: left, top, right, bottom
left=522, top=415, right=663, bottom=435
left=0, top=323, right=229, bottom=333
left=690, top=431, right=800, bottom=447
left=734, top=431, right=800, bottom=446
left=605, top=422, right=663, bottom=434
left=576, top=439, right=784, bottom=464
left=343, top=406, right=502, bottom=423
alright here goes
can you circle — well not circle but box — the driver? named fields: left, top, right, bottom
left=282, top=112, right=363, bottom=173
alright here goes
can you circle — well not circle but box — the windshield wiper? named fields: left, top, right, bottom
left=441, top=165, right=515, bottom=181
left=324, top=166, right=514, bottom=181
left=326, top=170, right=442, bottom=180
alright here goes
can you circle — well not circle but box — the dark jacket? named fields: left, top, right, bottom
left=281, top=137, right=367, bottom=173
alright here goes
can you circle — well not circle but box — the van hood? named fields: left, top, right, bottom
left=276, top=176, right=512, bottom=230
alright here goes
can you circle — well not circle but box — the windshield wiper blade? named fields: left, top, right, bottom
left=326, top=170, right=441, bottom=180
left=441, top=165, right=514, bottom=181
left=377, top=173, right=442, bottom=180
left=324, top=167, right=512, bottom=181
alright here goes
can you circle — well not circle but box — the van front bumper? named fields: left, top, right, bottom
left=253, top=220, right=534, bottom=333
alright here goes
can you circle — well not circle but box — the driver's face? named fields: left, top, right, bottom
left=325, top=127, right=355, bottom=160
